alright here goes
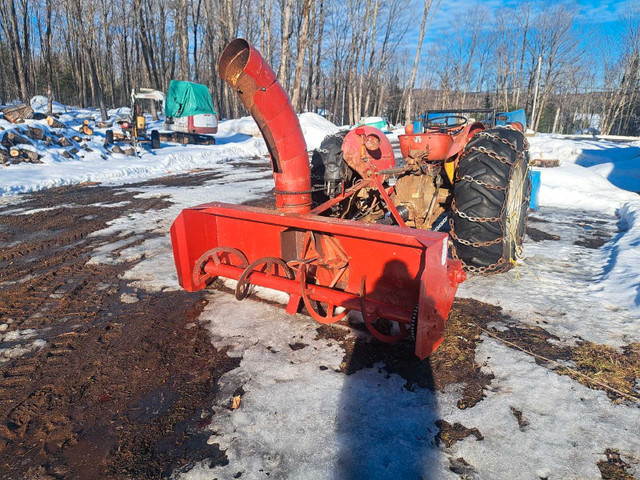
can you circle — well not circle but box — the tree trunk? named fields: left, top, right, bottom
left=404, top=0, right=438, bottom=124
left=177, top=0, right=190, bottom=80
left=291, top=0, right=312, bottom=111
left=277, top=0, right=293, bottom=88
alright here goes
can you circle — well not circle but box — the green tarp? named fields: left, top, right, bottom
left=165, top=80, right=216, bottom=118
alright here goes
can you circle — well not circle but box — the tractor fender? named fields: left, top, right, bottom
left=443, top=121, right=485, bottom=183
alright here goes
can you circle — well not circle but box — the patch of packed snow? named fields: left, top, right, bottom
left=175, top=293, right=456, bottom=480
left=86, top=166, right=274, bottom=292
left=440, top=338, right=640, bottom=479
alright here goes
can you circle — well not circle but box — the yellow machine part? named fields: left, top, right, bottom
left=136, top=115, right=146, bottom=130
left=444, top=158, right=456, bottom=184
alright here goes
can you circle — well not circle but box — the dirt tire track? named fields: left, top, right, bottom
left=0, top=183, right=238, bottom=479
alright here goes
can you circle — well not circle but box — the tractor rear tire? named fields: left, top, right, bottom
left=451, top=127, right=531, bottom=274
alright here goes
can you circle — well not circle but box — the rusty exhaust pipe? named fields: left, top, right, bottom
left=219, top=38, right=311, bottom=214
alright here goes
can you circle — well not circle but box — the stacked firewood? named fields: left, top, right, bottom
left=0, top=120, right=95, bottom=166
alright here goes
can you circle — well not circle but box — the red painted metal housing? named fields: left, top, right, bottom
left=171, top=203, right=464, bottom=359
left=219, top=38, right=311, bottom=214
left=170, top=38, right=466, bottom=359
left=398, top=121, right=485, bottom=161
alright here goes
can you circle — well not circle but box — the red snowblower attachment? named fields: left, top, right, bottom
left=170, top=39, right=466, bottom=359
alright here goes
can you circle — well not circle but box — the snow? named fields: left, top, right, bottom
left=30, top=95, right=70, bottom=114
left=0, top=107, right=336, bottom=196
left=174, top=293, right=455, bottom=480
left=528, top=133, right=640, bottom=193
left=217, top=112, right=339, bottom=150
left=441, top=338, right=640, bottom=479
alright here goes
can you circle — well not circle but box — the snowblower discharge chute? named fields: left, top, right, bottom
left=170, top=39, right=466, bottom=359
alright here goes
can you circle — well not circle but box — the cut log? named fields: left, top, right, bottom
left=124, top=147, right=135, bottom=156
left=69, top=147, right=79, bottom=155
left=72, top=135, right=82, bottom=142
left=26, top=126, right=46, bottom=141
left=9, top=147, right=41, bottom=163
left=2, top=103, right=34, bottom=123
left=3, top=132, right=31, bottom=147
left=61, top=150, right=72, bottom=158
left=82, top=126, right=94, bottom=135
left=46, top=116, right=67, bottom=129
left=58, top=137, right=72, bottom=147
left=111, top=145, right=124, bottom=154
left=21, top=150, right=42, bottom=163
left=530, top=158, right=560, bottom=168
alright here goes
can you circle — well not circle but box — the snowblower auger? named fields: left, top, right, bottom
left=170, top=38, right=466, bottom=359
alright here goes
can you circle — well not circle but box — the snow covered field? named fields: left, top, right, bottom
left=1, top=108, right=639, bottom=478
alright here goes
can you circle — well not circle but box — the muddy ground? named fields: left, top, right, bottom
left=0, top=181, right=241, bottom=479
left=0, top=179, right=636, bottom=479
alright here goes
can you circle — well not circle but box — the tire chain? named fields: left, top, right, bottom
left=449, top=126, right=530, bottom=276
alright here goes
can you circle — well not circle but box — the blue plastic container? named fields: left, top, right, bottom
left=529, top=170, right=541, bottom=211
left=412, top=120, right=423, bottom=134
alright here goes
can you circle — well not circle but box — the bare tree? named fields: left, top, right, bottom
left=404, top=0, right=439, bottom=124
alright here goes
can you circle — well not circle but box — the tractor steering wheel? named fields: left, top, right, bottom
left=425, top=115, right=468, bottom=132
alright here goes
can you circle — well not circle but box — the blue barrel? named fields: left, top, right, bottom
left=412, top=120, right=423, bottom=134
left=529, top=170, right=541, bottom=211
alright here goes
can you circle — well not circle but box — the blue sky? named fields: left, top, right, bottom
left=406, top=0, right=634, bottom=46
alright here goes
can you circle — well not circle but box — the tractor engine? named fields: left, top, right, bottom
left=311, top=126, right=452, bottom=231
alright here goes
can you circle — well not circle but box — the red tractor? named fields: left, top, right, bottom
left=170, top=39, right=531, bottom=359
left=311, top=111, right=531, bottom=274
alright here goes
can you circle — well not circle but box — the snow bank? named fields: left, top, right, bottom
left=299, top=112, right=339, bottom=149
left=529, top=133, right=640, bottom=193
left=218, top=112, right=338, bottom=150
left=537, top=163, right=638, bottom=214
left=30, top=95, right=70, bottom=114
left=0, top=106, right=340, bottom=196
left=598, top=202, right=640, bottom=309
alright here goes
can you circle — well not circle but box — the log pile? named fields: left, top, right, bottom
left=0, top=121, right=95, bottom=166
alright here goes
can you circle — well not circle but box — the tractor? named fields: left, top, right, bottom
left=311, top=108, right=531, bottom=274
left=170, top=38, right=531, bottom=359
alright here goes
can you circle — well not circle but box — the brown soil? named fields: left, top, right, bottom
left=574, top=235, right=610, bottom=249
left=597, top=449, right=635, bottom=480
left=0, top=184, right=240, bottom=479
left=435, top=420, right=483, bottom=448
left=315, top=298, right=501, bottom=409
left=526, top=226, right=560, bottom=242
left=509, top=406, right=530, bottom=430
